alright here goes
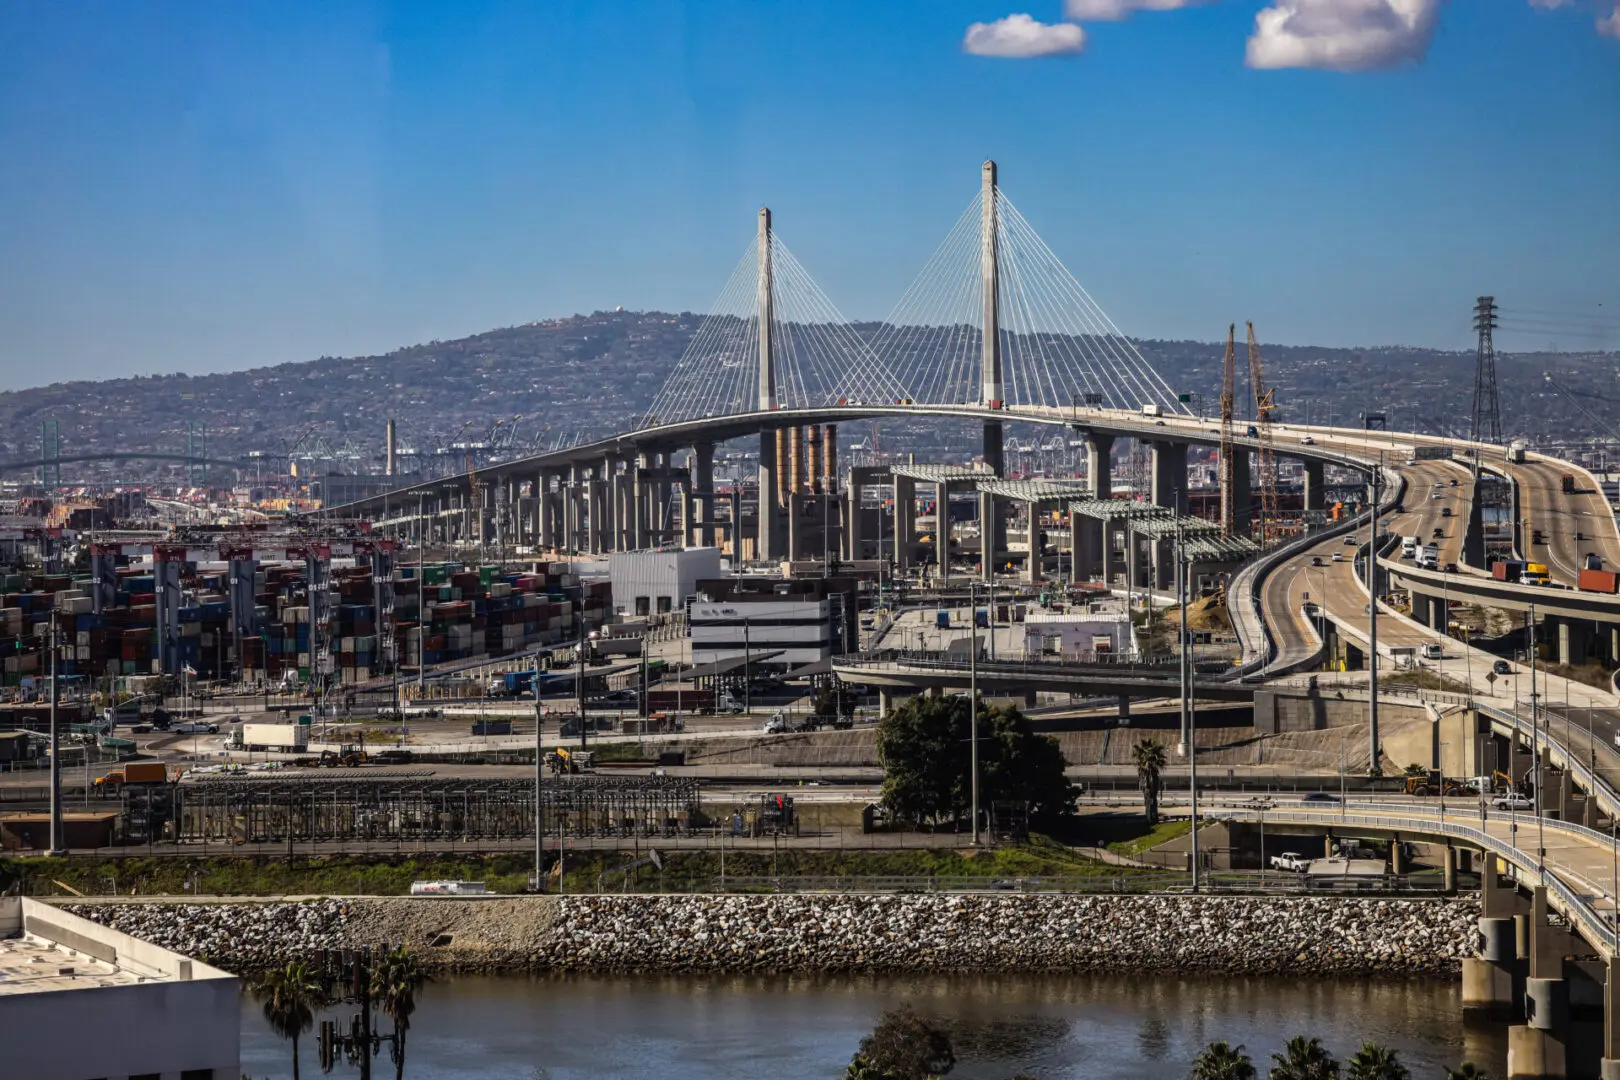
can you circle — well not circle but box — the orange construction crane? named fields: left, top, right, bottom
left=1218, top=324, right=1238, bottom=535
left=1247, top=321, right=1279, bottom=544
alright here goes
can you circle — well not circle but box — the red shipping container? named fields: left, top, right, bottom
left=1579, top=568, right=1619, bottom=594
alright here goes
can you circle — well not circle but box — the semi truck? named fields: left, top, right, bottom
left=236, top=723, right=311, bottom=753
left=644, top=688, right=715, bottom=714
left=1522, top=562, right=1551, bottom=586
left=487, top=672, right=536, bottom=697
left=93, top=761, right=168, bottom=796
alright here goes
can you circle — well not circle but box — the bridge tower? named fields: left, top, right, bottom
left=1471, top=295, right=1502, bottom=447
left=757, top=207, right=782, bottom=560
left=980, top=161, right=1005, bottom=580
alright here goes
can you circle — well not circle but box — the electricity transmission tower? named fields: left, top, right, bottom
left=1470, top=295, right=1502, bottom=445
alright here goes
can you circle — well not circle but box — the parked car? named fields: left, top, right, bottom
left=1270, top=852, right=1310, bottom=873
left=1493, top=793, right=1533, bottom=811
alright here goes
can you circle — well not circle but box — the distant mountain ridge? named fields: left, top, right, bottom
left=1, top=310, right=1613, bottom=479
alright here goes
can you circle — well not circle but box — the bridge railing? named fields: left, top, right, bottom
left=1223, top=806, right=1618, bottom=954
left=839, top=649, right=1238, bottom=680
left=1474, top=700, right=1620, bottom=822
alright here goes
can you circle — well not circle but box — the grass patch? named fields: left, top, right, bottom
left=1541, top=662, right=1615, bottom=692
left=1106, top=818, right=1193, bottom=857
left=1380, top=669, right=1474, bottom=694
left=0, top=837, right=1142, bottom=898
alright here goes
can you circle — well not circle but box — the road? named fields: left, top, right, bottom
left=1513, top=457, right=1620, bottom=585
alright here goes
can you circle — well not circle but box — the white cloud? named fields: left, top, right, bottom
left=1063, top=0, right=1210, bottom=19
left=1245, top=0, right=1442, bottom=72
left=963, top=13, right=1087, bottom=57
left=1528, top=0, right=1571, bottom=8
left=1600, top=5, right=1620, bottom=36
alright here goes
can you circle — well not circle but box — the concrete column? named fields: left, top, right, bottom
left=1024, top=500, right=1043, bottom=584
left=633, top=455, right=649, bottom=550
left=585, top=480, right=601, bottom=555
left=807, top=425, right=822, bottom=494
left=1150, top=441, right=1188, bottom=514
left=535, top=475, right=551, bottom=550
left=1390, top=834, right=1405, bottom=875
left=1443, top=845, right=1457, bottom=893
left=1085, top=434, right=1114, bottom=498
left=1463, top=915, right=1518, bottom=1019
left=893, top=474, right=916, bottom=570
left=680, top=481, right=696, bottom=548
left=1230, top=450, right=1253, bottom=535
left=1601, top=955, right=1620, bottom=1080
left=692, top=443, right=715, bottom=547
left=937, top=480, right=951, bottom=585
left=1303, top=459, right=1326, bottom=514
left=758, top=431, right=779, bottom=561
left=979, top=491, right=998, bottom=582
left=1510, top=886, right=1569, bottom=1080
left=1101, top=516, right=1116, bottom=587
left=845, top=470, right=863, bottom=562
left=1125, top=525, right=1140, bottom=591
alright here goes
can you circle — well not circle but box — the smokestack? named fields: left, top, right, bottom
left=824, top=424, right=837, bottom=494
left=775, top=428, right=789, bottom=507
left=385, top=419, right=397, bottom=476
left=807, top=425, right=822, bottom=495
left=789, top=426, right=804, bottom=496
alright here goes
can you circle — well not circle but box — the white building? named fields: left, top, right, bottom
left=608, top=547, right=723, bottom=619
left=690, top=597, right=834, bottom=669
left=1022, top=610, right=1135, bottom=660
left=0, top=896, right=240, bottom=1080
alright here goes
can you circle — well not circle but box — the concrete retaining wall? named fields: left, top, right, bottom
left=64, top=893, right=1480, bottom=978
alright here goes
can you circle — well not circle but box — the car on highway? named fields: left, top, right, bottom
left=1301, top=792, right=1340, bottom=803
left=1492, top=660, right=1513, bottom=675
left=1270, top=852, right=1310, bottom=872
left=1421, top=643, right=1443, bottom=660
left=1311, top=556, right=1323, bottom=566
left=1444, top=562, right=1458, bottom=573
left=1300, top=435, right=1315, bottom=445
left=1493, top=793, right=1533, bottom=811
left=1449, top=478, right=1459, bottom=486
left=1331, top=552, right=1344, bottom=562
left=172, top=721, right=218, bottom=735
left=1430, top=492, right=1442, bottom=500
left=1342, top=536, right=1357, bottom=545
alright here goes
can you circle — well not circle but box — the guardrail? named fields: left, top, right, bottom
left=667, top=872, right=1454, bottom=896
left=1222, top=806, right=1618, bottom=955
left=1474, top=700, right=1620, bottom=822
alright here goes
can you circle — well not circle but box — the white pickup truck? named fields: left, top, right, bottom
left=1269, top=852, right=1310, bottom=873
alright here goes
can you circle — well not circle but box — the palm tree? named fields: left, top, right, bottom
left=1134, top=738, right=1168, bottom=826
left=1444, top=1065, right=1489, bottom=1080
left=1345, top=1043, right=1408, bottom=1080
left=1190, top=1041, right=1257, bottom=1080
left=1269, top=1035, right=1340, bottom=1079
left=253, top=960, right=325, bottom=1080
left=371, top=947, right=427, bottom=1080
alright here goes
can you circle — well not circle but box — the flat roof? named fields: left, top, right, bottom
left=0, top=935, right=149, bottom=996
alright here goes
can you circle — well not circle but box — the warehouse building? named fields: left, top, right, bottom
left=0, top=896, right=239, bottom=1079
left=608, top=547, right=722, bottom=619
left=688, top=576, right=858, bottom=670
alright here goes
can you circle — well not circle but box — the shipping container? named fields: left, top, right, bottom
left=1579, top=568, right=1620, bottom=594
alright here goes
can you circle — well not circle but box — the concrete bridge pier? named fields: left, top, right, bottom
left=1601, top=957, right=1620, bottom=1080
left=633, top=454, right=650, bottom=550
left=1150, top=441, right=1188, bottom=514
left=1303, top=459, right=1326, bottom=514
left=1509, top=887, right=1570, bottom=1079
left=979, top=490, right=1000, bottom=582
left=1085, top=433, right=1113, bottom=498
left=691, top=443, right=715, bottom=548
left=536, top=474, right=552, bottom=550
left=894, top=474, right=916, bottom=572
left=758, top=431, right=780, bottom=562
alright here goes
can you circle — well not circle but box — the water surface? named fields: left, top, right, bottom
left=240, top=971, right=1505, bottom=1079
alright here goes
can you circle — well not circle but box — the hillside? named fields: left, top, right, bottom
left=1, top=310, right=1614, bottom=483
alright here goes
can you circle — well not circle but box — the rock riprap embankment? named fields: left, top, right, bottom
left=64, top=894, right=1480, bottom=976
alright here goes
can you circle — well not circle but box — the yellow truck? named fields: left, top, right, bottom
left=93, top=761, right=169, bottom=796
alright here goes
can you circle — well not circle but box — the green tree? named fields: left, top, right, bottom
left=1269, top=1036, right=1340, bottom=1080
left=845, top=1056, right=897, bottom=1080
left=1444, top=1065, right=1489, bottom=1080
left=253, top=960, right=325, bottom=1080
left=1345, top=1043, right=1407, bottom=1080
left=371, top=947, right=427, bottom=1080
left=854, top=1006, right=956, bottom=1080
left=1134, top=738, right=1168, bottom=827
left=813, top=681, right=855, bottom=719
left=875, top=696, right=1074, bottom=828
left=1189, top=1041, right=1258, bottom=1080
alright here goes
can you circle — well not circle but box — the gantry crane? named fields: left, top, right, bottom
left=1218, top=324, right=1238, bottom=535
left=1248, top=321, right=1279, bottom=545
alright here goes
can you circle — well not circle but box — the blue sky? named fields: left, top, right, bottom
left=0, top=1, right=1616, bottom=388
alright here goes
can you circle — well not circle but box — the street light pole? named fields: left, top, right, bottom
left=1367, top=458, right=1383, bottom=776
left=48, top=610, right=64, bottom=856
left=533, top=649, right=545, bottom=891
left=970, top=580, right=980, bottom=846
left=417, top=492, right=426, bottom=694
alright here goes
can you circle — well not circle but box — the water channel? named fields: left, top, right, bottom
left=239, top=971, right=1507, bottom=1079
